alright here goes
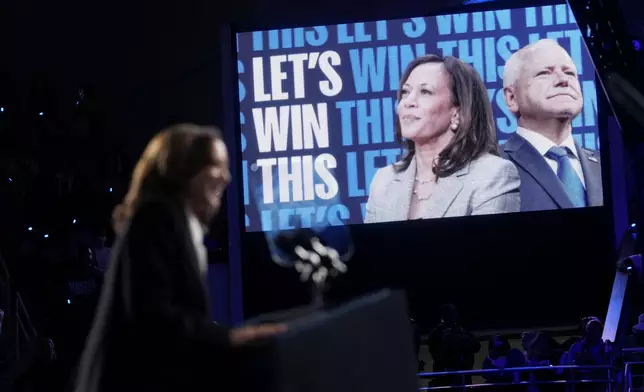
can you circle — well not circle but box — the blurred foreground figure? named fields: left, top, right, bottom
left=74, top=124, right=285, bottom=392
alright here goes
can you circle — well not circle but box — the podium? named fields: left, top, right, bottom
left=234, top=289, right=418, bottom=392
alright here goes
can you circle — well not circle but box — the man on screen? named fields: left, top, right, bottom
left=501, top=39, right=603, bottom=212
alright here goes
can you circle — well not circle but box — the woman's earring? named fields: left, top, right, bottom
left=450, top=121, right=459, bottom=131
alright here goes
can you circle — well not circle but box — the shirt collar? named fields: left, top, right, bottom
left=516, top=126, right=579, bottom=159
left=185, top=206, right=206, bottom=243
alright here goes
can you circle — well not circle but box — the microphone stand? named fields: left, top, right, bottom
left=293, top=236, right=348, bottom=308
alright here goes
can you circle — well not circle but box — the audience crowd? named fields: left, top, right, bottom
left=413, top=304, right=644, bottom=391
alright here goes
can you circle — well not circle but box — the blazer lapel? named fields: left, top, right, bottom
left=390, top=156, right=465, bottom=219
left=173, top=205, right=210, bottom=303
left=181, top=219, right=203, bottom=282
left=504, top=133, right=574, bottom=209
left=181, top=219, right=213, bottom=315
left=577, top=146, right=603, bottom=207
left=423, top=168, right=466, bottom=219
left=390, top=158, right=416, bottom=221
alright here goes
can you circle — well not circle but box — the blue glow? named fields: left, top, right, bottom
left=73, top=219, right=77, bottom=224
left=109, top=187, right=113, bottom=192
left=463, top=0, right=498, bottom=4
left=633, top=40, right=642, bottom=52
left=0, top=107, right=4, bottom=112
left=39, top=112, right=43, bottom=116
left=44, top=234, right=49, bottom=238
left=28, top=227, right=32, bottom=231
left=67, top=299, right=71, bottom=304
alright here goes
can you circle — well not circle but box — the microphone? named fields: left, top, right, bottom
left=274, top=229, right=348, bottom=284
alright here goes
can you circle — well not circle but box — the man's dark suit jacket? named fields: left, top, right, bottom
left=74, top=196, right=231, bottom=392
left=501, top=132, right=603, bottom=212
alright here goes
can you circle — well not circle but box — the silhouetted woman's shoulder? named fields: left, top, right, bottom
left=119, top=195, right=186, bottom=242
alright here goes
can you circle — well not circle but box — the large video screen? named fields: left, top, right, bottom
left=236, top=3, right=602, bottom=233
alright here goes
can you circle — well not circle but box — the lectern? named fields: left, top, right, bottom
left=234, top=289, right=418, bottom=392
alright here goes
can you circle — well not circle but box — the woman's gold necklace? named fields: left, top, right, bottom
left=413, top=177, right=434, bottom=201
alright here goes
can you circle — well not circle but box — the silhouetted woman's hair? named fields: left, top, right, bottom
left=394, top=54, right=499, bottom=176
left=112, top=124, right=223, bottom=233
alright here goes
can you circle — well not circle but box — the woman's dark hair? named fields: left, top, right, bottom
left=112, top=124, right=223, bottom=233
left=394, top=54, right=499, bottom=176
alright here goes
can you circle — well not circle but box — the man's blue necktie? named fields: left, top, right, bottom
left=546, top=146, right=587, bottom=208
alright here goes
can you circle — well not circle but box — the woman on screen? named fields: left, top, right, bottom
left=364, top=55, right=520, bottom=223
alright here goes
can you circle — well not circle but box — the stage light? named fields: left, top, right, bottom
left=44, top=234, right=49, bottom=238
left=0, top=107, right=4, bottom=112
left=109, top=187, right=113, bottom=192
left=8, top=178, right=12, bottom=182
left=632, top=223, right=637, bottom=228
left=76, top=101, right=80, bottom=105
left=617, top=255, right=641, bottom=274
left=39, top=112, right=44, bottom=116
left=634, top=40, right=642, bottom=52
left=67, top=299, right=71, bottom=304
left=28, top=227, right=32, bottom=231
left=73, top=219, right=77, bottom=224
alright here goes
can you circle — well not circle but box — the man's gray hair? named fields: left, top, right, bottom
left=503, top=39, right=563, bottom=89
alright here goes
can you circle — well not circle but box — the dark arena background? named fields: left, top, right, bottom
left=2, top=0, right=644, bottom=390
